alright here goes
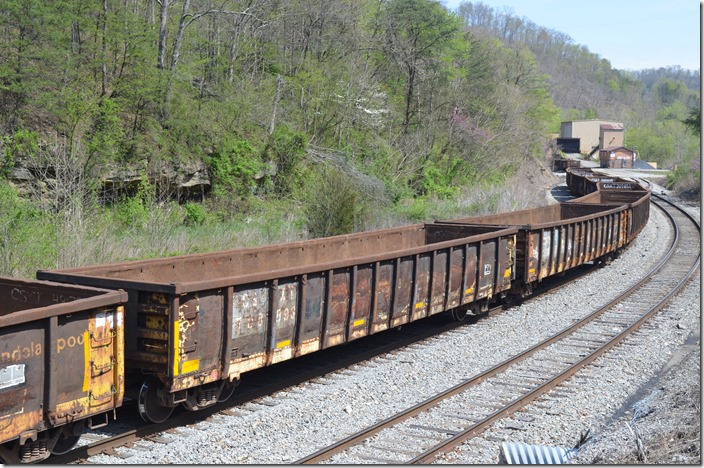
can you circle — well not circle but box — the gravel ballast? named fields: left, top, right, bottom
left=87, top=191, right=700, bottom=465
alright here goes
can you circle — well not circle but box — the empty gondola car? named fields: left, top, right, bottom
left=566, top=168, right=650, bottom=241
left=438, top=192, right=650, bottom=300
left=37, top=223, right=518, bottom=424
left=0, top=277, right=126, bottom=464
left=565, top=167, right=644, bottom=197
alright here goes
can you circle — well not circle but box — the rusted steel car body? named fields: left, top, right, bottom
left=566, top=168, right=651, bottom=242
left=38, top=223, right=518, bottom=416
left=0, top=278, right=125, bottom=463
left=565, top=167, right=644, bottom=197
left=566, top=168, right=617, bottom=196
left=439, top=201, right=643, bottom=296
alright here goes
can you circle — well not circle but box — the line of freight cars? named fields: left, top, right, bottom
left=0, top=169, right=650, bottom=463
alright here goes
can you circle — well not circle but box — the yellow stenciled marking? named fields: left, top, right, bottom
left=277, top=339, right=291, bottom=348
left=465, top=287, right=474, bottom=295
left=415, top=302, right=425, bottom=309
left=82, top=331, right=90, bottom=392
left=181, top=359, right=200, bottom=374
left=353, top=318, right=366, bottom=327
left=173, top=320, right=180, bottom=377
left=504, top=268, right=511, bottom=278
left=528, top=268, right=536, bottom=274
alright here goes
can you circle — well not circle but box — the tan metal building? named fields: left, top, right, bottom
left=599, top=146, right=635, bottom=168
left=599, top=123, right=624, bottom=150
left=560, top=120, right=624, bottom=154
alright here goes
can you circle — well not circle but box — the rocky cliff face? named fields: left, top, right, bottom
left=9, top=156, right=211, bottom=203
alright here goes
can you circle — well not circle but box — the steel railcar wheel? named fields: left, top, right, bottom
left=451, top=308, right=468, bottom=322
left=50, top=423, right=83, bottom=456
left=138, top=376, right=174, bottom=423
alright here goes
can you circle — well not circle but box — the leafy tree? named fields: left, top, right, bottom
left=683, top=107, right=701, bottom=136
left=265, top=125, right=307, bottom=195
left=378, top=0, right=461, bottom=134
left=87, top=97, right=125, bottom=167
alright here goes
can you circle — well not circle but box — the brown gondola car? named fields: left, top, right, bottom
left=37, top=223, right=518, bottom=424
left=0, top=278, right=126, bottom=464
left=566, top=168, right=651, bottom=242
left=565, top=167, right=646, bottom=197
left=438, top=195, right=649, bottom=298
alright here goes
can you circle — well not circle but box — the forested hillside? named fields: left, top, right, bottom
left=0, top=0, right=699, bottom=277
left=456, top=2, right=700, bottom=172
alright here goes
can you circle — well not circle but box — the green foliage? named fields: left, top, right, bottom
left=1, top=128, right=38, bottom=177
left=265, top=126, right=307, bottom=195
left=0, top=180, right=54, bottom=276
left=303, top=166, right=368, bottom=238
left=396, top=197, right=431, bottom=222
left=0, top=0, right=698, bottom=274
left=626, top=119, right=699, bottom=169
left=114, top=193, right=149, bottom=229
left=421, top=158, right=462, bottom=198
left=88, top=97, right=125, bottom=165
left=184, top=202, right=206, bottom=226
left=653, top=78, right=687, bottom=107
left=666, top=163, right=701, bottom=192
left=208, top=139, right=263, bottom=199
left=683, top=107, right=701, bottom=136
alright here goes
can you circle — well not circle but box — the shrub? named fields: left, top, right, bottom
left=209, top=139, right=263, bottom=198
left=303, top=166, right=368, bottom=238
left=265, top=125, right=307, bottom=195
left=1, top=129, right=39, bottom=178
left=184, top=202, right=206, bottom=226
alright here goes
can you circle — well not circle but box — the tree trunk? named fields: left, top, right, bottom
left=269, top=74, right=284, bottom=134
left=170, top=0, right=192, bottom=70
left=157, top=0, right=169, bottom=69
left=403, top=64, right=416, bottom=134
left=100, top=0, right=108, bottom=96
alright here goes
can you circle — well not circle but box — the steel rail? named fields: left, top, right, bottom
left=410, top=196, right=700, bottom=463
left=295, top=197, right=699, bottom=464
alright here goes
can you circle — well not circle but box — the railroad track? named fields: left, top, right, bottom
left=294, top=196, right=700, bottom=464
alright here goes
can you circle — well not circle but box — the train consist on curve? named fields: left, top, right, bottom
left=0, top=167, right=650, bottom=463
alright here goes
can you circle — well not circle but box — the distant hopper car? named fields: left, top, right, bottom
left=0, top=169, right=650, bottom=463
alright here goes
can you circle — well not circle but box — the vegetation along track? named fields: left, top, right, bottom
left=295, top=196, right=700, bottom=464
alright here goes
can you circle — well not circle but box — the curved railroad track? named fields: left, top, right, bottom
left=294, top=195, right=700, bottom=464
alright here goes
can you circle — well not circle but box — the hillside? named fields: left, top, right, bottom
left=0, top=0, right=699, bottom=276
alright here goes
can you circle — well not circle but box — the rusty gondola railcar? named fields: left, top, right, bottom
left=0, top=278, right=126, bottom=464
left=565, top=167, right=646, bottom=197
left=566, top=168, right=651, bottom=241
left=37, top=223, right=518, bottom=424
left=438, top=198, right=648, bottom=298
